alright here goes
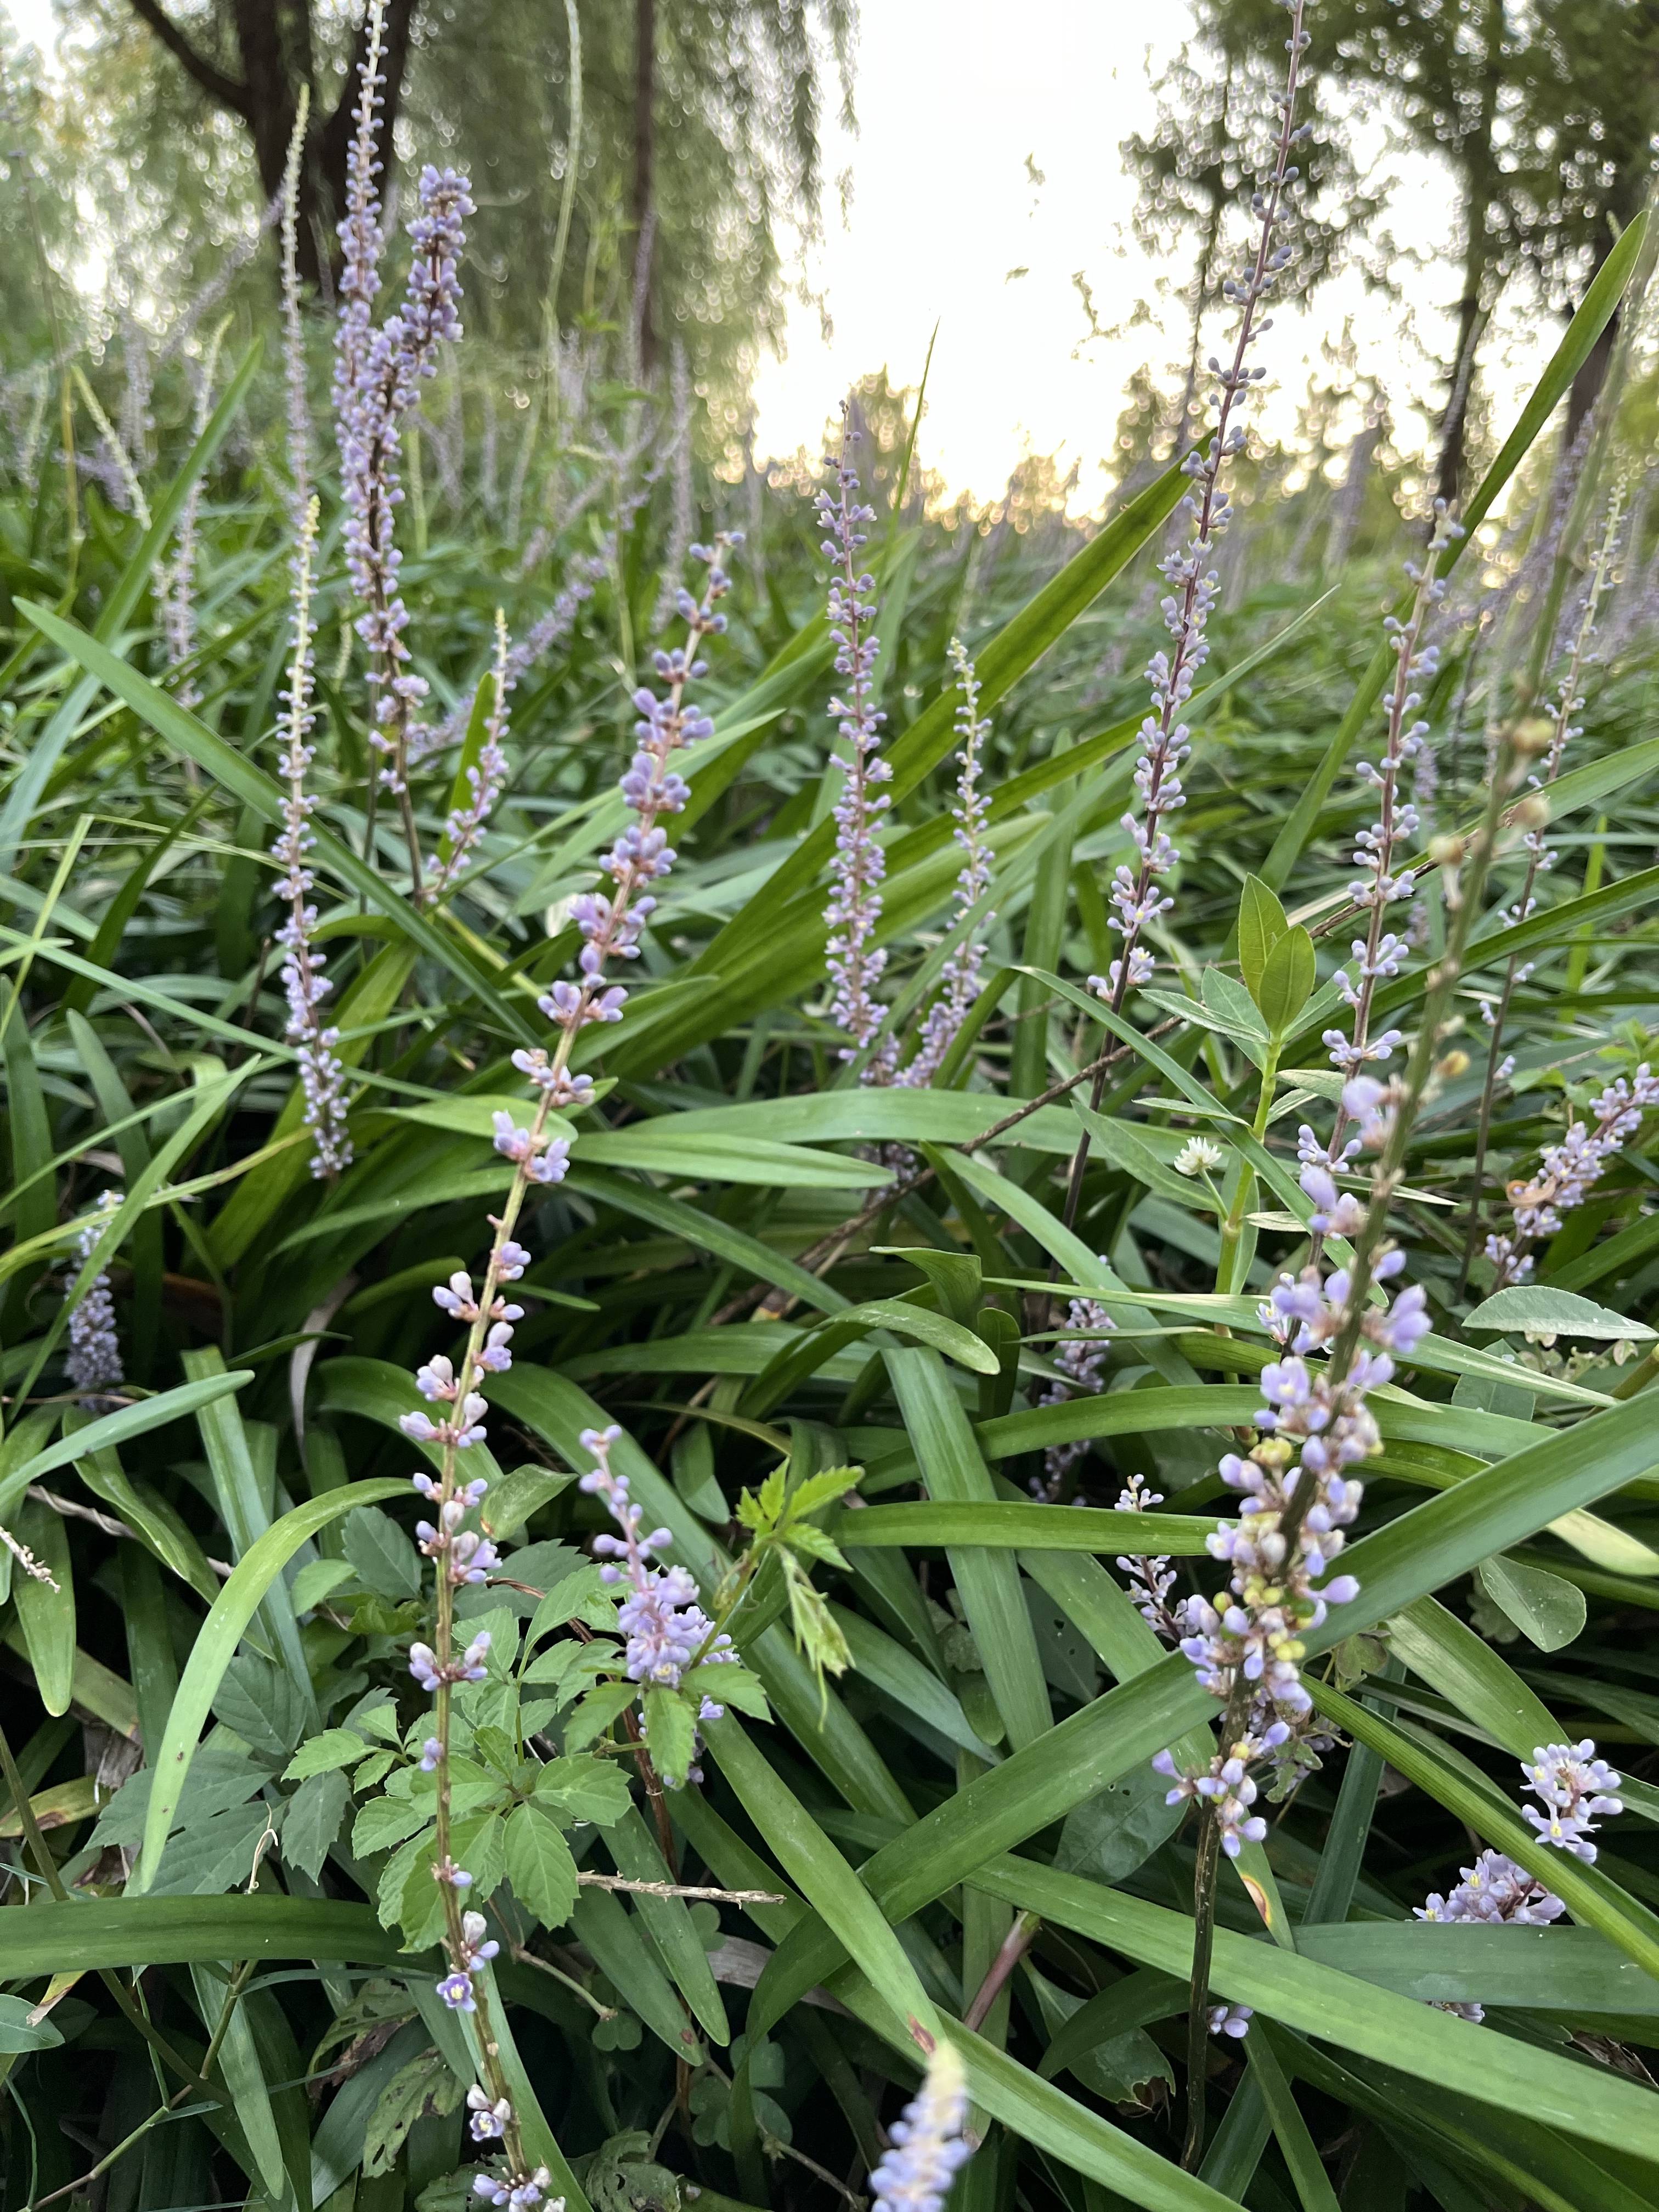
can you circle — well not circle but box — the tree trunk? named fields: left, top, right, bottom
left=1434, top=284, right=1485, bottom=512
left=633, top=0, right=658, bottom=377
left=1434, top=0, right=1504, bottom=510
left=124, top=0, right=418, bottom=291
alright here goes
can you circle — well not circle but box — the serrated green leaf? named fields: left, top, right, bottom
left=282, top=1767, right=349, bottom=1881
left=532, top=1756, right=634, bottom=1826
left=505, top=1802, right=580, bottom=1927
left=285, top=1728, right=370, bottom=1781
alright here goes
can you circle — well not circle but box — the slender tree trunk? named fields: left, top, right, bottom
left=125, top=0, right=417, bottom=291
left=633, top=0, right=658, bottom=377
left=1434, top=0, right=1503, bottom=509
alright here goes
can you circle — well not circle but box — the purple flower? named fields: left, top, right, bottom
left=1521, top=1740, right=1622, bottom=1860
left=1030, top=1285, right=1114, bottom=1500
left=64, top=1190, right=123, bottom=1407
left=1113, top=1474, right=1184, bottom=1641
left=579, top=1426, right=734, bottom=1698
left=1086, top=101, right=1310, bottom=1014
left=428, top=612, right=514, bottom=899
left=270, top=501, right=352, bottom=1176
left=437, top=1970, right=476, bottom=2013
left=336, top=135, right=475, bottom=816
left=467, top=2086, right=512, bottom=2142
left=867, top=2041, right=973, bottom=2212
left=1493, top=1066, right=1659, bottom=1285
left=1209, top=2003, right=1252, bottom=2040
left=1316, top=509, right=1460, bottom=1160
left=817, top=413, right=890, bottom=1060
left=456, top=1909, right=499, bottom=1968
left=893, top=637, right=995, bottom=1088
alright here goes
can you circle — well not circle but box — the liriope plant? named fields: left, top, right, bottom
left=8, top=0, right=1659, bottom=2206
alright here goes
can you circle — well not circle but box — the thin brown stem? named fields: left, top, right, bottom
left=577, top=1872, right=785, bottom=1903
left=1182, top=1676, right=1250, bottom=2170
left=962, top=1910, right=1040, bottom=2033
left=1181, top=1805, right=1224, bottom=2170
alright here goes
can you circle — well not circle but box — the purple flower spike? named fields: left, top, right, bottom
left=867, top=2041, right=973, bottom=2212
left=270, top=501, right=352, bottom=1177
left=817, top=410, right=890, bottom=1062
left=64, top=1191, right=124, bottom=1408
left=579, top=1426, right=735, bottom=1703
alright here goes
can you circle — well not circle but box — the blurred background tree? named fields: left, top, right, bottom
left=65, top=0, right=854, bottom=413
left=1140, top=0, right=1659, bottom=505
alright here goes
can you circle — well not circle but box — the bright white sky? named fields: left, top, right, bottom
left=8, top=0, right=1547, bottom=509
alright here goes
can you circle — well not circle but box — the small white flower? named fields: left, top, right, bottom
left=1175, top=1137, right=1226, bottom=1178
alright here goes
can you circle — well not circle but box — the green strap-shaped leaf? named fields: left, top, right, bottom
left=746, top=1387, right=1659, bottom=2023
left=678, top=1774, right=1246, bottom=2212
left=887, top=1347, right=1053, bottom=1753
left=0, top=1895, right=404, bottom=1977
left=0, top=340, right=264, bottom=870
left=974, top=1852, right=1659, bottom=2162
left=0, top=1372, right=255, bottom=1521
left=569, top=1886, right=704, bottom=2064
left=16, top=598, right=537, bottom=1046
left=132, top=1479, right=408, bottom=1892
left=822, top=1500, right=1227, bottom=1554
left=704, top=1710, right=939, bottom=2053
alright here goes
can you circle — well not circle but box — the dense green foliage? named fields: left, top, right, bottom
left=7, top=25, right=1659, bottom=2212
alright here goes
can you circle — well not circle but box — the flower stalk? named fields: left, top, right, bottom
left=1460, top=493, right=1625, bottom=1293
left=819, top=411, right=890, bottom=1064
left=401, top=540, right=737, bottom=2208
left=1062, top=0, right=1311, bottom=1234
left=273, top=497, right=352, bottom=1178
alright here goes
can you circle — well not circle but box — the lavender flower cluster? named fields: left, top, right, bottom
left=867, top=2042, right=973, bottom=2212
left=819, top=417, right=890, bottom=1060
left=1030, top=1291, right=1114, bottom=1500
left=428, top=612, right=512, bottom=901
left=272, top=500, right=353, bottom=1176
left=1091, top=0, right=1311, bottom=1014
left=579, top=1426, right=733, bottom=1706
left=895, top=637, right=994, bottom=1087
left=1113, top=1474, right=1183, bottom=1641
left=1321, top=510, right=1460, bottom=1098
left=1155, top=1247, right=1429, bottom=1841
left=64, top=1190, right=123, bottom=1407
left=1487, top=1066, right=1659, bottom=1286
left=1417, top=1741, right=1621, bottom=2021
left=390, top=538, right=738, bottom=2212
left=331, top=0, right=475, bottom=821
